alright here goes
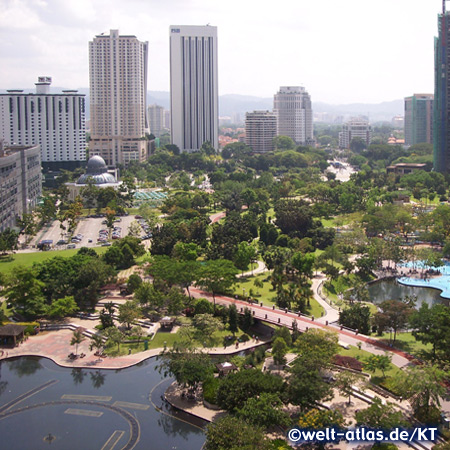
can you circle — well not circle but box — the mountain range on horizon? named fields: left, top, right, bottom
left=0, top=88, right=404, bottom=123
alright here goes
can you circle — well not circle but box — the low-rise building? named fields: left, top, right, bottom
left=386, top=163, right=427, bottom=175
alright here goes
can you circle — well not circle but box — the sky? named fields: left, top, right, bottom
left=0, top=0, right=446, bottom=104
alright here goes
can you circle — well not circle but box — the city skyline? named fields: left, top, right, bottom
left=0, top=0, right=446, bottom=104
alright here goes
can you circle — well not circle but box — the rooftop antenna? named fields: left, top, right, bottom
left=444, top=0, right=446, bottom=14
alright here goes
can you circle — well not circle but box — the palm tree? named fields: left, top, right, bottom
left=89, top=333, right=104, bottom=355
left=70, top=329, right=86, bottom=356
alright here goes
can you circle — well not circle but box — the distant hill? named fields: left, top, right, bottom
left=1, top=88, right=403, bottom=123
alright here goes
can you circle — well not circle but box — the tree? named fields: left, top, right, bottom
left=236, top=393, right=291, bottom=429
left=228, top=304, right=239, bottom=336
left=356, top=397, right=407, bottom=428
left=0, top=228, right=19, bottom=254
left=16, top=213, right=36, bottom=244
left=89, top=333, right=105, bottom=355
left=196, top=259, right=238, bottom=306
left=131, top=325, right=145, bottom=344
left=4, top=266, right=46, bottom=317
left=158, top=347, right=214, bottom=390
left=205, top=416, right=272, bottom=450
left=46, top=296, right=78, bottom=320
left=364, top=353, right=392, bottom=379
left=335, top=370, right=364, bottom=404
left=295, top=329, right=339, bottom=370
left=134, top=282, right=163, bottom=309
left=298, top=408, right=344, bottom=429
left=272, top=337, right=288, bottom=366
left=274, top=199, right=314, bottom=237
left=350, top=136, right=367, bottom=152
left=339, top=303, right=371, bottom=335
left=409, top=303, right=450, bottom=359
left=273, top=326, right=292, bottom=347
left=127, top=273, right=142, bottom=293
left=70, top=329, right=86, bottom=356
left=393, top=364, right=446, bottom=424
left=192, top=313, right=224, bottom=346
left=233, top=241, right=257, bottom=275
left=104, top=326, right=124, bottom=352
left=273, top=135, right=296, bottom=151
left=239, top=307, right=254, bottom=333
left=127, top=220, right=142, bottom=238
left=118, top=301, right=141, bottom=330
left=374, top=300, right=412, bottom=343
left=288, top=358, right=333, bottom=408
left=216, top=369, right=286, bottom=412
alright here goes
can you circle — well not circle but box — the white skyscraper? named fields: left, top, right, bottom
left=273, top=86, right=314, bottom=145
left=170, top=25, right=218, bottom=152
left=148, top=104, right=166, bottom=138
left=0, top=77, right=86, bottom=169
left=89, top=30, right=149, bottom=166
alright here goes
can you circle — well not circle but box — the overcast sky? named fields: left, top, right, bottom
left=0, top=0, right=446, bottom=104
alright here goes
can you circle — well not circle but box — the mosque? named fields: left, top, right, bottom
left=66, top=155, right=121, bottom=201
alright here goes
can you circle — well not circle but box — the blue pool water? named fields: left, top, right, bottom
left=398, top=261, right=450, bottom=299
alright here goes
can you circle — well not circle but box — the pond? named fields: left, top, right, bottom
left=0, top=356, right=206, bottom=450
left=368, top=278, right=449, bottom=308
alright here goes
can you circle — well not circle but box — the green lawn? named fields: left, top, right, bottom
left=0, top=247, right=108, bottom=273
left=104, top=323, right=265, bottom=356
left=339, top=344, right=404, bottom=394
left=233, top=272, right=324, bottom=317
left=374, top=331, right=432, bottom=355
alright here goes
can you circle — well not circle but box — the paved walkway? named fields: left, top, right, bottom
left=0, top=327, right=271, bottom=370
left=311, top=273, right=340, bottom=323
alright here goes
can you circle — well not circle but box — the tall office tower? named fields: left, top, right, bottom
left=339, top=117, right=372, bottom=149
left=434, top=2, right=450, bottom=172
left=170, top=25, right=218, bottom=152
left=273, top=86, right=314, bottom=145
left=245, top=111, right=277, bottom=153
left=0, top=77, right=86, bottom=170
left=148, top=104, right=165, bottom=138
left=0, top=141, right=42, bottom=231
left=89, top=29, right=149, bottom=167
left=404, top=94, right=434, bottom=146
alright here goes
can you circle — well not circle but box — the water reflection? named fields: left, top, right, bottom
left=0, top=357, right=206, bottom=450
left=8, top=358, right=42, bottom=377
left=90, top=370, right=106, bottom=388
left=71, top=368, right=86, bottom=385
left=368, top=278, right=448, bottom=308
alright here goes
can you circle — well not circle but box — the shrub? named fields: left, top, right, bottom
left=333, top=355, right=363, bottom=371
left=203, top=377, right=220, bottom=405
left=239, top=334, right=250, bottom=342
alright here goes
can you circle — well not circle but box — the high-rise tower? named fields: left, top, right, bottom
left=0, top=77, right=86, bottom=170
left=273, top=86, right=314, bottom=146
left=404, top=94, right=434, bottom=147
left=434, top=2, right=450, bottom=172
left=89, top=30, right=149, bottom=167
left=170, top=25, right=218, bottom=152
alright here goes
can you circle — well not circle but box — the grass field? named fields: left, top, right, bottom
left=374, top=331, right=432, bottom=355
left=233, top=272, right=324, bottom=317
left=104, top=322, right=265, bottom=356
left=339, top=344, right=404, bottom=392
left=0, top=247, right=108, bottom=273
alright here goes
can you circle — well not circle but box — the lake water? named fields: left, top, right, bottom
left=368, top=278, right=449, bottom=308
left=0, top=356, right=206, bottom=450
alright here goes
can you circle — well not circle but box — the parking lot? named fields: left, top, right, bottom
left=30, top=215, right=141, bottom=250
